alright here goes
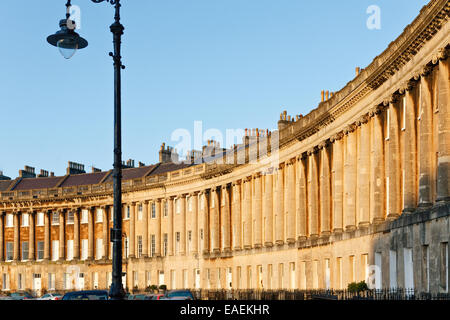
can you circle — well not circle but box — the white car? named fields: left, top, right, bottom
left=37, top=293, right=63, bottom=300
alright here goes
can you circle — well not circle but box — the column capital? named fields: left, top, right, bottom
left=286, top=157, right=296, bottom=165
left=307, top=146, right=318, bottom=155
left=232, top=179, right=242, bottom=186
left=432, top=46, right=449, bottom=64
left=190, top=191, right=200, bottom=196
left=344, top=123, right=357, bottom=135
left=253, top=172, right=262, bottom=179
left=399, top=79, right=417, bottom=94
left=318, top=141, right=329, bottom=150
left=369, top=105, right=384, bottom=117
left=420, top=64, right=433, bottom=77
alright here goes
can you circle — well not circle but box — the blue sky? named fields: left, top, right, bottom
left=0, top=0, right=428, bottom=178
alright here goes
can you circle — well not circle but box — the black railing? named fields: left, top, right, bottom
left=186, top=288, right=450, bottom=300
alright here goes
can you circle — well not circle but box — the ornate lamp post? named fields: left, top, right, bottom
left=47, top=0, right=125, bottom=300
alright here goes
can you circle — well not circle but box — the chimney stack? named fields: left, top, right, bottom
left=91, top=167, right=102, bottom=173
left=38, top=169, right=49, bottom=178
left=0, top=171, right=11, bottom=181
left=356, top=67, right=361, bottom=76
left=67, top=161, right=86, bottom=175
left=159, top=143, right=179, bottom=164
left=19, top=166, right=36, bottom=178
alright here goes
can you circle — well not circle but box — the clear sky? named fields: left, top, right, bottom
left=0, top=0, right=428, bottom=178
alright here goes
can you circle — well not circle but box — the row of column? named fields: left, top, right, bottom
left=0, top=206, right=111, bottom=262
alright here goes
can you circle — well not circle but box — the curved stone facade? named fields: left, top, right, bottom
left=1, top=0, right=449, bottom=295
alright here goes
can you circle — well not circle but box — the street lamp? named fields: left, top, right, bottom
left=47, top=0, right=126, bottom=300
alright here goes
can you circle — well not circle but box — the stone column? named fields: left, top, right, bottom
left=253, top=174, right=263, bottom=247
left=402, top=80, right=418, bottom=212
left=370, top=107, right=386, bottom=223
left=0, top=212, right=4, bottom=261
left=263, top=170, right=274, bottom=246
left=159, top=199, right=165, bottom=256
left=168, top=197, right=174, bottom=256
left=331, top=134, right=344, bottom=232
left=102, top=206, right=109, bottom=259
left=386, top=95, right=402, bottom=219
left=129, top=203, right=136, bottom=258
left=436, top=53, right=450, bottom=201
left=143, top=201, right=149, bottom=257
left=319, top=143, right=332, bottom=236
left=192, top=193, right=199, bottom=254
left=13, top=212, right=20, bottom=261
left=285, top=160, right=296, bottom=243
left=176, top=198, right=186, bottom=255
left=307, top=150, right=319, bottom=237
left=275, top=164, right=285, bottom=245
left=73, top=208, right=80, bottom=260
left=44, top=210, right=50, bottom=260
left=296, top=155, right=308, bottom=240
left=221, top=186, right=231, bottom=251
left=28, top=211, right=35, bottom=261
left=357, top=117, right=370, bottom=227
left=243, top=177, right=252, bottom=249
left=210, top=190, right=220, bottom=253
left=418, top=67, right=434, bottom=206
left=343, top=126, right=357, bottom=231
left=59, top=209, right=65, bottom=260
left=88, top=207, right=95, bottom=260
left=232, top=182, right=242, bottom=250
left=202, top=191, right=210, bottom=254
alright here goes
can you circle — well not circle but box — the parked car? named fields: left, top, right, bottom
left=164, top=290, right=194, bottom=300
left=37, top=293, right=63, bottom=300
left=147, top=293, right=165, bottom=300
left=128, top=294, right=148, bottom=300
left=10, top=292, right=34, bottom=300
left=62, top=290, right=109, bottom=300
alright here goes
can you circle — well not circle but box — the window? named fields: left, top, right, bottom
left=187, top=196, right=192, bottom=212
left=389, top=250, right=397, bottom=288
left=200, top=229, right=204, bottom=240
left=67, top=240, right=74, bottom=261
left=48, top=273, right=56, bottom=290
left=402, top=96, right=406, bottom=130
left=52, top=212, right=59, bottom=225
left=5, top=214, right=13, bottom=228
left=404, top=248, right=414, bottom=290
left=96, top=239, right=103, bottom=260
left=138, top=204, right=143, bottom=221
left=133, top=271, right=138, bottom=288
left=18, top=274, right=24, bottom=290
left=375, top=253, right=382, bottom=290
left=22, top=242, right=29, bottom=261
left=22, top=214, right=29, bottom=227
left=163, top=201, right=168, bottom=217
left=324, top=260, right=330, bottom=290
left=6, top=242, right=13, bottom=261
left=146, top=271, right=151, bottom=287
left=176, top=232, right=180, bottom=254
left=170, top=270, right=176, bottom=289
left=151, top=203, right=156, bottom=219
left=125, top=237, right=129, bottom=258
left=63, top=273, right=71, bottom=290
left=151, top=235, right=155, bottom=257
left=211, top=195, right=215, bottom=208
left=336, top=258, right=343, bottom=289
left=37, top=213, right=44, bottom=226
left=349, top=255, right=356, bottom=283
left=52, top=240, right=59, bottom=261
left=2, top=274, right=10, bottom=290
left=93, top=272, right=99, bottom=289
left=81, top=239, right=88, bottom=260
left=163, top=234, right=168, bottom=257
left=200, top=195, right=204, bottom=210
left=441, top=242, right=448, bottom=292
left=96, top=209, right=103, bottom=223
left=183, top=269, right=188, bottom=289
left=37, top=241, right=44, bottom=260
left=125, top=206, right=130, bottom=220
left=81, top=210, right=88, bottom=224
left=312, top=261, right=318, bottom=289
left=176, top=199, right=180, bottom=214
left=362, top=254, right=369, bottom=284
left=137, top=236, right=143, bottom=258
left=67, top=211, right=74, bottom=224
left=385, top=108, right=390, bottom=140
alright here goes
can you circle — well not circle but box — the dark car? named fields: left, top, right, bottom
left=164, top=290, right=195, bottom=300
left=128, top=294, right=148, bottom=300
left=10, top=292, right=34, bottom=300
left=62, top=290, right=109, bottom=300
